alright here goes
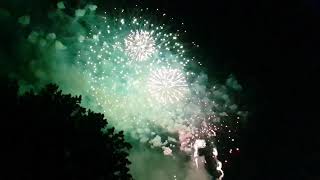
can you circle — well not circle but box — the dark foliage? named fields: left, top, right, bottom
left=0, top=78, right=132, bottom=180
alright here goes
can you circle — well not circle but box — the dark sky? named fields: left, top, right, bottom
left=99, top=0, right=319, bottom=179
left=132, top=0, right=320, bottom=179
left=1, top=0, right=319, bottom=179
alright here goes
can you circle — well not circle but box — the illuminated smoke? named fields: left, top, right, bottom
left=11, top=3, right=246, bottom=179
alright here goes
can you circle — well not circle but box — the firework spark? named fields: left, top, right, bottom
left=213, top=148, right=224, bottom=180
left=125, top=30, right=156, bottom=61
left=71, top=7, right=245, bottom=179
left=193, top=139, right=206, bottom=168
left=147, top=68, right=188, bottom=104
left=5, top=1, right=247, bottom=179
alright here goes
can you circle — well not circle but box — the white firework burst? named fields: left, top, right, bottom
left=148, top=68, right=188, bottom=103
left=124, top=30, right=156, bottom=61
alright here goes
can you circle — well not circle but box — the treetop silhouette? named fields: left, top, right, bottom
left=0, top=79, right=133, bottom=180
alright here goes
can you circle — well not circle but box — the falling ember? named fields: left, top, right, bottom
left=193, top=139, right=206, bottom=168
left=213, top=148, right=224, bottom=180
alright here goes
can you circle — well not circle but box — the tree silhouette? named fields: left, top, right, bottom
left=0, top=78, right=132, bottom=180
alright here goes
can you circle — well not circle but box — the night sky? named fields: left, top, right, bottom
left=1, top=0, right=319, bottom=179
left=109, top=0, right=320, bottom=179
left=166, top=0, right=320, bottom=179
left=97, top=0, right=320, bottom=179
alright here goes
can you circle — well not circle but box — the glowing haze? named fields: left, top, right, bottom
left=12, top=2, right=246, bottom=179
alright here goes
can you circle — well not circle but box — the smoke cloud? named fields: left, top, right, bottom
left=0, top=1, right=246, bottom=179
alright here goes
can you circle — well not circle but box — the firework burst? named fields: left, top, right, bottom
left=147, top=68, right=188, bottom=104
left=124, top=30, right=156, bottom=61
left=9, top=1, right=247, bottom=179
left=71, top=7, right=245, bottom=179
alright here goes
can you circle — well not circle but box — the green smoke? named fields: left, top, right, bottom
left=0, top=1, right=246, bottom=179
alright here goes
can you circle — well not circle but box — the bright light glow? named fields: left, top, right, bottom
left=148, top=68, right=188, bottom=103
left=124, top=30, right=156, bottom=61
left=73, top=9, right=245, bottom=179
left=193, top=139, right=206, bottom=168
left=213, top=147, right=224, bottom=180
